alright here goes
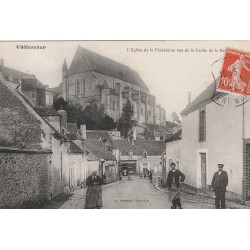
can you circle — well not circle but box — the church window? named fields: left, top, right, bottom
left=141, top=108, right=143, bottom=115
left=76, top=79, right=81, bottom=94
left=81, top=79, right=86, bottom=94
left=113, top=101, right=116, bottom=110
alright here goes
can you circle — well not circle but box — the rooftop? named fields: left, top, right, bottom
left=86, top=130, right=110, bottom=140
left=165, top=129, right=182, bottom=143
left=112, top=139, right=165, bottom=156
left=84, top=139, right=116, bottom=161
left=33, top=106, right=59, bottom=117
left=180, top=80, right=226, bottom=116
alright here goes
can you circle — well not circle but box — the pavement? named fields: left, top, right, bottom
left=40, top=176, right=249, bottom=209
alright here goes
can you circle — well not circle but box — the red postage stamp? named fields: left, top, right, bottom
left=217, top=48, right=250, bottom=96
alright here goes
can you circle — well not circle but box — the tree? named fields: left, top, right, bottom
left=53, top=97, right=68, bottom=111
left=170, top=111, right=181, bottom=124
left=53, top=98, right=116, bottom=130
left=117, top=99, right=137, bottom=138
left=53, top=97, right=84, bottom=127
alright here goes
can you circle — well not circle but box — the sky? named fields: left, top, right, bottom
left=1, top=41, right=250, bottom=119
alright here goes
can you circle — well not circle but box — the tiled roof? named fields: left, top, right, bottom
left=0, top=78, right=45, bottom=149
left=84, top=139, right=116, bottom=161
left=84, top=148, right=99, bottom=161
left=70, top=141, right=84, bottom=154
left=165, top=129, right=182, bottom=143
left=143, top=124, right=173, bottom=139
left=0, top=65, right=31, bottom=80
left=180, top=81, right=227, bottom=116
left=166, top=121, right=180, bottom=129
left=68, top=47, right=149, bottom=91
left=0, top=65, right=45, bottom=89
left=112, top=139, right=165, bottom=156
left=33, top=106, right=59, bottom=116
left=86, top=130, right=110, bottom=140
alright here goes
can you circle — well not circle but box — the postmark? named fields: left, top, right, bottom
left=217, top=48, right=250, bottom=96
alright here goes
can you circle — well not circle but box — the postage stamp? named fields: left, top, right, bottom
left=217, top=48, right=250, bottom=96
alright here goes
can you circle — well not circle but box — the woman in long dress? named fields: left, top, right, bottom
left=85, top=171, right=103, bottom=209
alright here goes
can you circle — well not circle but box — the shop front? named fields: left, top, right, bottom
left=119, top=160, right=137, bottom=176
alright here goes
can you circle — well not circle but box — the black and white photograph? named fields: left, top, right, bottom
left=1, top=41, right=250, bottom=209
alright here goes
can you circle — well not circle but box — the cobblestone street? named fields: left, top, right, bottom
left=39, top=176, right=248, bottom=209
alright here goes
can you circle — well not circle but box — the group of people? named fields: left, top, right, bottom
left=84, top=163, right=228, bottom=209
left=166, top=162, right=228, bottom=209
left=140, top=170, right=153, bottom=183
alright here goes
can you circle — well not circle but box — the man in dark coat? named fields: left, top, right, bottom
left=85, top=171, right=103, bottom=209
left=149, top=171, right=153, bottom=183
left=166, top=162, right=185, bottom=209
left=211, top=164, right=228, bottom=209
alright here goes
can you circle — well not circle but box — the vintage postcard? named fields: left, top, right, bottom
left=1, top=40, right=250, bottom=209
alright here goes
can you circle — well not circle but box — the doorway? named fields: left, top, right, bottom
left=200, top=153, right=207, bottom=189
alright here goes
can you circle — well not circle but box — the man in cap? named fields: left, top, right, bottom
left=166, top=162, right=185, bottom=209
left=85, top=171, right=103, bottom=209
left=211, top=164, right=228, bottom=209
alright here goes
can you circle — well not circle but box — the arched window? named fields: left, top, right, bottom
left=113, top=101, right=116, bottom=110
left=76, top=79, right=80, bottom=94
left=81, top=79, right=86, bottom=94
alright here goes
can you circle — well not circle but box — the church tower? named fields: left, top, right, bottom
left=62, top=59, right=68, bottom=100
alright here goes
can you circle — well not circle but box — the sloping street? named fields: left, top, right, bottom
left=45, top=176, right=243, bottom=209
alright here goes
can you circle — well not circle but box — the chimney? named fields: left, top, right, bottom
left=188, top=92, right=192, bottom=105
left=0, top=58, right=4, bottom=67
left=80, top=124, right=86, bottom=139
left=57, top=106, right=67, bottom=133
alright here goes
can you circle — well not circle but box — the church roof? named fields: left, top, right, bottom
left=68, top=46, right=149, bottom=91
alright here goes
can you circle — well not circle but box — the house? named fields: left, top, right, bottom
left=84, top=139, right=118, bottom=183
left=180, top=81, right=250, bottom=202
left=51, top=46, right=166, bottom=128
left=111, top=139, right=165, bottom=175
left=165, top=129, right=182, bottom=170
left=0, top=58, right=53, bottom=107
left=0, top=72, right=87, bottom=207
left=0, top=74, right=55, bottom=207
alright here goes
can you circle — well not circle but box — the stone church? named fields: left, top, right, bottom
left=53, top=46, right=166, bottom=126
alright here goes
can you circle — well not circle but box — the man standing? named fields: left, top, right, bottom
left=85, top=171, right=103, bottom=209
left=166, top=162, right=185, bottom=209
left=149, top=171, right=153, bottom=183
left=211, top=164, right=228, bottom=209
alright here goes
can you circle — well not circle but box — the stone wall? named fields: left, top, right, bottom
left=0, top=148, right=51, bottom=208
